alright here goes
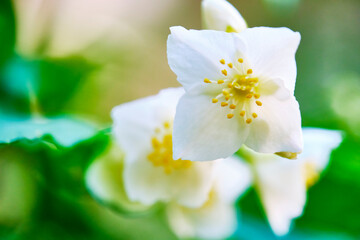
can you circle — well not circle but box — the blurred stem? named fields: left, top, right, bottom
left=27, top=80, right=42, bottom=118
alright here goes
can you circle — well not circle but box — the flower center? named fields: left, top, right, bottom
left=147, top=121, right=192, bottom=174
left=204, top=58, right=263, bottom=124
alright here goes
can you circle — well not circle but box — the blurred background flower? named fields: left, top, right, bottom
left=1, top=0, right=360, bottom=239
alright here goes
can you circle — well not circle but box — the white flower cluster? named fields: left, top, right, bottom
left=86, top=0, right=342, bottom=239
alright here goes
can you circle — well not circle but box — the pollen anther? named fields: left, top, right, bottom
left=240, top=111, right=245, bottom=117
left=212, top=98, right=218, bottom=103
left=204, top=78, right=211, bottom=83
left=246, top=118, right=252, bottom=124
left=247, top=69, right=253, bottom=74
left=221, top=102, right=228, bottom=107
left=227, top=113, right=234, bottom=119
left=256, top=101, right=262, bottom=106
left=238, top=58, right=244, bottom=63
left=220, top=59, right=226, bottom=64
left=252, top=113, right=258, bottom=118
left=230, top=104, right=236, bottom=109
left=217, top=79, right=224, bottom=84
left=221, top=69, right=228, bottom=76
left=246, top=94, right=253, bottom=98
left=228, top=63, right=233, bottom=68
left=254, top=93, right=260, bottom=99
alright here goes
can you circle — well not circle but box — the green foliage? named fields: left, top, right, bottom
left=0, top=55, right=96, bottom=114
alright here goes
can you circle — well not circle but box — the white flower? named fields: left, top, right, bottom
left=111, top=88, right=219, bottom=208
left=167, top=26, right=302, bottom=161
left=242, top=128, right=342, bottom=236
left=166, top=155, right=252, bottom=239
left=202, top=0, right=247, bottom=33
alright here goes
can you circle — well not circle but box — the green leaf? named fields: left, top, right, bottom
left=0, top=114, right=98, bottom=147
left=0, top=55, right=96, bottom=114
left=0, top=0, right=15, bottom=70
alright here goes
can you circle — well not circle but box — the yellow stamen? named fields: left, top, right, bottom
left=246, top=118, right=252, bottom=124
left=225, top=95, right=230, bottom=101
left=164, top=121, right=170, bottom=128
left=227, top=113, right=234, bottom=119
left=246, top=94, right=253, bottom=98
left=212, top=98, right=218, bottom=103
left=228, top=63, right=233, bottom=68
left=221, top=102, right=228, bottom=107
left=227, top=83, right=233, bottom=88
left=252, top=113, right=258, bottom=118
left=204, top=78, right=211, bottom=83
left=217, top=79, right=224, bottom=84
left=229, top=104, right=236, bottom=109
left=256, top=101, right=262, bottom=106
left=221, top=69, right=228, bottom=76
left=220, top=59, right=225, bottom=64
left=254, top=93, right=260, bottom=99
left=247, top=69, right=253, bottom=74
left=238, top=58, right=244, bottom=63
left=240, top=111, right=245, bottom=117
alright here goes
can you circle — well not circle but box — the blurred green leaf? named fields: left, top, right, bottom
left=0, top=55, right=96, bottom=114
left=0, top=114, right=98, bottom=147
left=0, top=0, right=15, bottom=70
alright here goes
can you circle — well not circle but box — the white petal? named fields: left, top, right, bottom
left=167, top=26, right=246, bottom=91
left=213, top=156, right=252, bottom=203
left=240, top=27, right=300, bottom=94
left=123, top=155, right=215, bottom=208
left=245, top=94, right=303, bottom=154
left=166, top=195, right=237, bottom=239
left=111, top=88, right=184, bottom=159
left=202, top=0, right=247, bottom=32
left=85, top=147, right=151, bottom=213
left=253, top=157, right=306, bottom=236
left=173, top=89, right=249, bottom=161
left=301, top=128, right=342, bottom=171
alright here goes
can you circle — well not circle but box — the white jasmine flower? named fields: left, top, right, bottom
left=111, top=88, right=218, bottom=208
left=166, top=155, right=252, bottom=239
left=167, top=26, right=302, bottom=161
left=202, top=0, right=247, bottom=33
left=242, top=128, right=342, bottom=236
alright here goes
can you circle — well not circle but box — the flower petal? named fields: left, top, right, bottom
left=166, top=195, right=237, bottom=239
left=123, top=154, right=215, bottom=208
left=167, top=26, right=246, bottom=91
left=301, top=128, right=342, bottom=170
left=240, top=27, right=300, bottom=94
left=214, top=156, right=252, bottom=203
left=245, top=94, right=303, bottom=154
left=85, top=146, right=152, bottom=214
left=173, top=89, right=249, bottom=161
left=202, top=0, right=247, bottom=33
left=253, top=156, right=306, bottom=236
left=111, top=88, right=184, bottom=159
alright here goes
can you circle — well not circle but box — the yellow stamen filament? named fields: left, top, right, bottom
left=247, top=69, right=253, bottom=74
left=204, top=78, right=211, bottom=83
left=221, top=102, right=228, bottom=107
left=220, top=59, right=226, bottom=64
left=227, top=113, right=234, bottom=119
left=229, top=104, right=236, bottom=109
left=221, top=69, right=228, bottom=76
left=252, top=113, right=258, bottom=118
left=212, top=98, right=218, bottom=103
left=217, top=79, right=224, bottom=84
left=238, top=58, right=243, bottom=63
left=256, top=101, right=262, bottom=106
left=228, top=63, right=233, bottom=68
left=240, top=111, right=245, bottom=117
left=246, top=118, right=252, bottom=124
